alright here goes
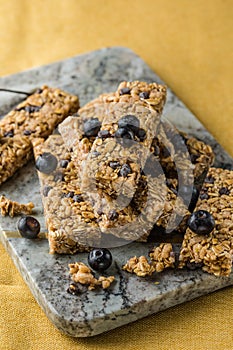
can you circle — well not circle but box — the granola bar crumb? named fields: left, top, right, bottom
left=68, top=262, right=114, bottom=290
left=122, top=256, right=155, bottom=276
left=149, top=243, right=175, bottom=272
left=0, top=195, right=34, bottom=217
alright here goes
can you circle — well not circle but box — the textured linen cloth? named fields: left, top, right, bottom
left=0, top=0, right=232, bottom=349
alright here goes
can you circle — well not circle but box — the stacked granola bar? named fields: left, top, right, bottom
left=30, top=81, right=223, bottom=266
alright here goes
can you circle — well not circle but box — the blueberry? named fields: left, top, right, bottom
left=53, top=171, right=64, bottom=182
left=199, top=192, right=209, bottom=200
left=91, top=151, right=101, bottom=158
left=204, top=175, right=215, bottom=184
left=139, top=91, right=150, bottom=99
left=23, top=130, right=32, bottom=136
left=136, top=128, right=146, bottom=141
left=83, top=118, right=101, bottom=137
left=107, top=210, right=119, bottom=221
left=109, top=161, right=121, bottom=169
left=65, top=191, right=74, bottom=198
left=119, top=163, right=132, bottom=177
left=190, top=154, right=199, bottom=163
left=43, top=185, right=52, bottom=197
left=119, top=87, right=131, bottom=95
left=88, top=248, right=112, bottom=272
left=98, top=130, right=110, bottom=138
left=17, top=216, right=40, bottom=239
left=114, top=127, right=134, bottom=139
left=188, top=210, right=215, bottom=235
left=219, top=187, right=230, bottom=196
left=73, top=194, right=83, bottom=203
left=4, top=130, right=14, bottom=137
left=25, top=105, right=42, bottom=113
left=115, top=127, right=134, bottom=147
left=35, top=152, right=58, bottom=174
left=118, top=115, right=140, bottom=132
left=59, top=159, right=69, bottom=168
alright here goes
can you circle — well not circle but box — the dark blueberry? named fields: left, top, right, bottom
left=200, top=192, right=209, bottom=200
left=109, top=161, right=121, bottom=169
left=119, top=163, right=132, bottom=177
left=35, top=152, right=58, bottom=174
left=188, top=210, right=215, bottom=235
left=73, top=194, right=83, bottom=203
left=204, top=175, right=215, bottom=184
left=171, top=187, right=178, bottom=195
left=136, top=128, right=146, bottom=141
left=59, top=159, right=69, bottom=168
left=66, top=191, right=74, bottom=198
left=97, top=208, right=104, bottom=216
left=107, top=210, right=119, bottom=221
left=23, top=130, right=32, bottom=136
left=17, top=216, right=40, bottom=239
left=188, top=186, right=200, bottom=212
left=119, top=87, right=131, bottom=95
left=83, top=118, right=101, bottom=137
left=98, top=130, right=110, bottom=138
left=115, top=128, right=134, bottom=147
left=25, top=105, right=42, bottom=113
left=114, top=127, right=134, bottom=140
left=54, top=171, right=64, bottom=182
left=219, top=187, right=230, bottom=196
left=43, top=185, right=52, bottom=197
left=91, top=151, right=101, bottom=158
left=160, top=146, right=170, bottom=158
left=139, top=91, right=150, bottom=99
left=190, top=154, right=199, bottom=163
left=153, top=144, right=160, bottom=156
left=88, top=248, right=112, bottom=272
left=4, top=130, right=14, bottom=137
left=118, top=115, right=140, bottom=132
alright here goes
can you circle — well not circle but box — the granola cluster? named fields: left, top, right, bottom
left=122, top=243, right=175, bottom=276
left=149, top=243, right=175, bottom=272
left=0, top=195, right=34, bottom=217
left=69, top=262, right=114, bottom=290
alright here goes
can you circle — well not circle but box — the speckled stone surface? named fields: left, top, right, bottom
left=0, top=47, right=233, bottom=337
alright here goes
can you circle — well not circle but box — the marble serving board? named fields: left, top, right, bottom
left=0, top=47, right=233, bottom=338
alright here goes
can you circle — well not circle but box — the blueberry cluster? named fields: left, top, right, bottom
left=115, top=115, right=146, bottom=145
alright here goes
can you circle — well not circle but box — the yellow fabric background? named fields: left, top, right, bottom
left=0, top=0, right=232, bottom=349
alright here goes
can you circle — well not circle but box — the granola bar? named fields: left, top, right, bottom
left=0, top=195, right=34, bottom=217
left=151, top=120, right=214, bottom=190
left=33, top=135, right=187, bottom=247
left=60, top=82, right=166, bottom=216
left=0, top=86, right=79, bottom=185
left=32, top=135, right=101, bottom=254
left=80, top=103, right=160, bottom=202
left=179, top=167, right=233, bottom=276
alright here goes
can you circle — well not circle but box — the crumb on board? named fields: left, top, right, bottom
left=0, top=195, right=34, bottom=217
